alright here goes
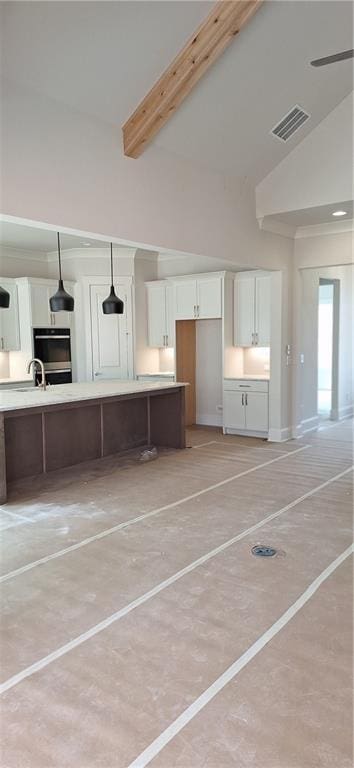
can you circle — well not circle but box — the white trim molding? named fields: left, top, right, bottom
left=196, top=413, right=223, bottom=428
left=331, top=403, right=354, bottom=421
left=268, top=427, right=292, bottom=443
left=295, top=219, right=354, bottom=239
left=292, top=414, right=320, bottom=438
left=257, top=217, right=297, bottom=239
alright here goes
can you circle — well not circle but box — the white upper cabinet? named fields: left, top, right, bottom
left=146, top=282, right=173, bottom=347
left=234, top=274, right=271, bottom=347
left=174, top=279, right=197, bottom=320
left=0, top=280, right=20, bottom=351
left=255, top=275, right=271, bottom=347
left=197, top=276, right=222, bottom=319
left=234, top=278, right=255, bottom=346
left=31, top=281, right=73, bottom=328
left=173, top=276, right=222, bottom=320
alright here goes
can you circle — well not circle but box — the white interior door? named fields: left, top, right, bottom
left=90, top=284, right=129, bottom=380
left=234, top=278, right=255, bottom=346
left=245, top=392, right=268, bottom=431
left=223, top=391, right=246, bottom=429
left=197, top=277, right=222, bottom=319
left=174, top=280, right=197, bottom=320
left=255, top=276, right=271, bottom=346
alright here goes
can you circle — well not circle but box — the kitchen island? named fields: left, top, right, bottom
left=0, top=380, right=187, bottom=502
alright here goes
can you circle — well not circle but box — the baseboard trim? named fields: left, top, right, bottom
left=292, top=415, right=320, bottom=439
left=196, top=413, right=223, bottom=428
left=332, top=404, right=354, bottom=421
left=268, top=427, right=292, bottom=443
left=224, top=427, right=268, bottom=439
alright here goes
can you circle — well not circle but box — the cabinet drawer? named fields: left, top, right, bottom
left=223, top=379, right=269, bottom=393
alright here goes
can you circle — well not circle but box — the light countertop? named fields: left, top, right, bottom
left=224, top=374, right=270, bottom=381
left=0, top=377, right=33, bottom=385
left=137, top=372, right=175, bottom=377
left=0, top=379, right=187, bottom=413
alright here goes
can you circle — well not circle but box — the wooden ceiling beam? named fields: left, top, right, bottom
left=122, top=0, right=263, bottom=158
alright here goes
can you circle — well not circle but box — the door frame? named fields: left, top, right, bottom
left=318, top=278, right=340, bottom=420
left=81, top=275, right=134, bottom=381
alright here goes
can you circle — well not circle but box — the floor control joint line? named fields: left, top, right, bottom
left=0, top=464, right=351, bottom=696
left=0, top=445, right=311, bottom=584
left=127, top=544, right=354, bottom=768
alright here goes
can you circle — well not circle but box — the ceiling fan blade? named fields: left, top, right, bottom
left=310, top=49, right=354, bottom=67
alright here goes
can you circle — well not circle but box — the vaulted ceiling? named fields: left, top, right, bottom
left=1, top=1, right=353, bottom=182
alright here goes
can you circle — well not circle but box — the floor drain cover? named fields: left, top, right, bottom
left=252, top=545, right=277, bottom=558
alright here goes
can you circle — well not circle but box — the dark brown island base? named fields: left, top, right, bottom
left=0, top=381, right=186, bottom=503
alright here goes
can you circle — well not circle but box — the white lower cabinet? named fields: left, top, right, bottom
left=223, top=379, right=269, bottom=435
left=244, top=392, right=268, bottom=432
left=223, top=391, right=245, bottom=429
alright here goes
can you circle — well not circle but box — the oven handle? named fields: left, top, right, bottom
left=34, top=335, right=71, bottom=339
left=44, top=368, right=72, bottom=374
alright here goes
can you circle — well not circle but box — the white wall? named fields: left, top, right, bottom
left=1, top=80, right=294, bottom=274
left=256, top=93, right=353, bottom=218
left=196, top=319, right=223, bottom=427
left=294, top=229, right=353, bottom=269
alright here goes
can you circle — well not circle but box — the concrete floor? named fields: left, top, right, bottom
left=0, top=421, right=353, bottom=767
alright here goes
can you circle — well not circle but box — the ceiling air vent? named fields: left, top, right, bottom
left=271, top=105, right=310, bottom=142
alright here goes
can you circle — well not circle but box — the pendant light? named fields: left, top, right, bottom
left=102, top=243, right=124, bottom=314
left=49, top=232, right=74, bottom=312
left=0, top=286, right=10, bottom=308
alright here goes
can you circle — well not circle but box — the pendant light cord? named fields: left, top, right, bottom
left=57, top=232, right=62, bottom=281
left=110, top=242, right=114, bottom=287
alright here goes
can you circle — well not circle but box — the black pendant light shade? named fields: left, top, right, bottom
left=49, top=233, right=74, bottom=312
left=0, top=286, right=10, bottom=308
left=102, top=244, right=124, bottom=315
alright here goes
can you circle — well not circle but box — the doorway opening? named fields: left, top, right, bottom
left=176, top=318, right=223, bottom=427
left=317, top=279, right=339, bottom=420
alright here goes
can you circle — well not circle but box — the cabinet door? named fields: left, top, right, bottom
left=223, top=391, right=246, bottom=429
left=147, top=283, right=167, bottom=347
left=245, top=392, right=268, bottom=432
left=90, top=283, right=129, bottom=380
left=234, top=278, right=255, bottom=346
left=31, top=283, right=72, bottom=328
left=31, top=283, right=52, bottom=327
left=255, top=276, right=271, bottom=346
left=197, top=277, right=222, bottom=319
left=173, top=280, right=197, bottom=320
left=0, top=282, right=20, bottom=351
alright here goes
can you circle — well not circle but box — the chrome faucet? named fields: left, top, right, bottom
left=27, top=358, right=47, bottom=390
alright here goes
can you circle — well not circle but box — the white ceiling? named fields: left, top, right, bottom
left=1, top=1, right=353, bottom=183
left=0, top=222, right=108, bottom=254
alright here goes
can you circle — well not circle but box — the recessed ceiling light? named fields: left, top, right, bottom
left=81, top=241, right=91, bottom=246
left=332, top=210, right=347, bottom=217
